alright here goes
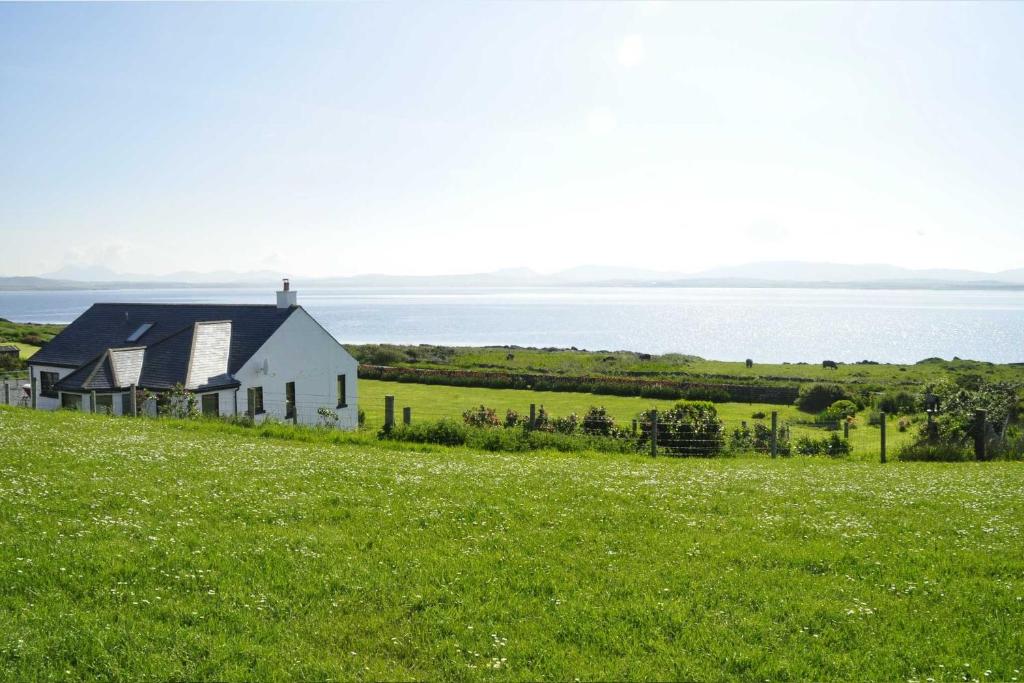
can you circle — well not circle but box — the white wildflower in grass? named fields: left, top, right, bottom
left=2, top=406, right=1023, bottom=679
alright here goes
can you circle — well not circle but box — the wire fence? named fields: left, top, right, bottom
left=357, top=388, right=882, bottom=459
left=7, top=379, right=999, bottom=461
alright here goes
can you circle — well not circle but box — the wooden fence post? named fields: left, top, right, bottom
left=529, top=403, right=536, bottom=429
left=3, top=381, right=9, bottom=406
left=90, top=390, right=97, bottom=414
left=770, top=411, right=778, bottom=458
left=130, top=384, right=138, bottom=417
left=650, top=410, right=658, bottom=458
left=843, top=420, right=849, bottom=440
left=975, top=409, right=987, bottom=461
left=880, top=411, right=887, bottom=463
left=31, top=377, right=37, bottom=409
left=403, top=406, right=411, bottom=425
left=384, top=395, right=395, bottom=430
left=631, top=418, right=638, bottom=436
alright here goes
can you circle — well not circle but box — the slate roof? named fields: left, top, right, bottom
left=37, top=303, right=295, bottom=392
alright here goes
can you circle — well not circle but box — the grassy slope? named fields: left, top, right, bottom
left=359, top=379, right=912, bottom=457
left=2, top=407, right=1021, bottom=681
left=349, top=344, right=1024, bottom=388
left=0, top=319, right=63, bottom=346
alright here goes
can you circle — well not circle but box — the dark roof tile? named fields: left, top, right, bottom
left=30, top=303, right=294, bottom=372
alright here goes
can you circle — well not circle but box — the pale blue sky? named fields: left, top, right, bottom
left=2, top=1, right=1023, bottom=277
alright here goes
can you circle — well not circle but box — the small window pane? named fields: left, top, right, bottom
left=40, top=371, right=59, bottom=399
left=61, top=393, right=82, bottom=411
left=126, top=322, right=154, bottom=343
left=285, top=382, right=295, bottom=419
left=201, top=393, right=219, bottom=417
left=95, top=394, right=113, bottom=415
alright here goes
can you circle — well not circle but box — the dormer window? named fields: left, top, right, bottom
left=126, top=322, right=153, bottom=342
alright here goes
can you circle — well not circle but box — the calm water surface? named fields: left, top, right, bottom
left=2, top=286, right=1023, bottom=364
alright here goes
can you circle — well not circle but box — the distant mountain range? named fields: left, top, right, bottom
left=2, top=261, right=1024, bottom=291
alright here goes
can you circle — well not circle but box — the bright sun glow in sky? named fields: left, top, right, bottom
left=1, top=2, right=1023, bottom=277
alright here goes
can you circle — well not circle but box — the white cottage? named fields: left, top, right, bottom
left=26, top=280, right=359, bottom=427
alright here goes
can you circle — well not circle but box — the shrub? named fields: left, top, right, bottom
left=795, top=384, right=853, bottom=413
left=751, top=411, right=766, bottom=420
left=794, top=433, right=851, bottom=457
left=157, top=383, right=198, bottom=419
left=316, top=407, right=339, bottom=428
left=462, top=405, right=501, bottom=428
left=682, top=386, right=731, bottom=403
left=642, top=401, right=725, bottom=457
left=729, top=421, right=790, bottom=455
left=358, top=345, right=408, bottom=366
left=551, top=413, right=579, bottom=435
left=988, top=426, right=1024, bottom=461
left=504, top=409, right=523, bottom=428
left=381, top=419, right=467, bottom=446
left=909, top=380, right=1019, bottom=454
left=876, top=390, right=920, bottom=414
left=19, top=334, right=43, bottom=346
left=896, top=442, right=971, bottom=462
left=581, top=406, right=616, bottom=436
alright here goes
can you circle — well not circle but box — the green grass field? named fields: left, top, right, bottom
left=359, top=379, right=912, bottom=458
left=0, top=319, right=63, bottom=347
left=349, top=343, right=1024, bottom=389
left=2, top=407, right=1020, bottom=680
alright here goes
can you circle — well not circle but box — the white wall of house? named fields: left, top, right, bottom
left=56, top=390, right=134, bottom=415
left=234, top=308, right=359, bottom=428
left=195, top=388, right=239, bottom=418
left=28, top=364, right=76, bottom=411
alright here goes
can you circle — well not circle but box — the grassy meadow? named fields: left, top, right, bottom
left=349, top=343, right=1024, bottom=388
left=0, top=319, right=63, bottom=347
left=358, top=379, right=911, bottom=458
left=2, top=406, right=1022, bottom=680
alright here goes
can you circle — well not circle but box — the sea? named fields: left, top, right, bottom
left=2, top=286, right=1023, bottom=365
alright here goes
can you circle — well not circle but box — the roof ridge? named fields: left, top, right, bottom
left=141, top=323, right=196, bottom=350
left=91, top=302, right=282, bottom=308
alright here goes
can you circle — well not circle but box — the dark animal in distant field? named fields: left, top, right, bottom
left=637, top=353, right=652, bottom=361
left=822, top=360, right=839, bottom=370
left=602, top=356, right=616, bottom=362
left=745, top=359, right=753, bottom=369
left=506, top=353, right=515, bottom=361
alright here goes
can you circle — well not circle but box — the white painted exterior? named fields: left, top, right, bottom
left=28, top=364, right=76, bottom=411
left=28, top=305, right=357, bottom=429
left=195, top=388, right=239, bottom=418
left=235, top=308, right=359, bottom=428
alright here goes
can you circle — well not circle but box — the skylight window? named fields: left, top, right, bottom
left=126, top=322, right=153, bottom=342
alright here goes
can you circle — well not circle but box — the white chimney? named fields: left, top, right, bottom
left=276, top=278, right=297, bottom=308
